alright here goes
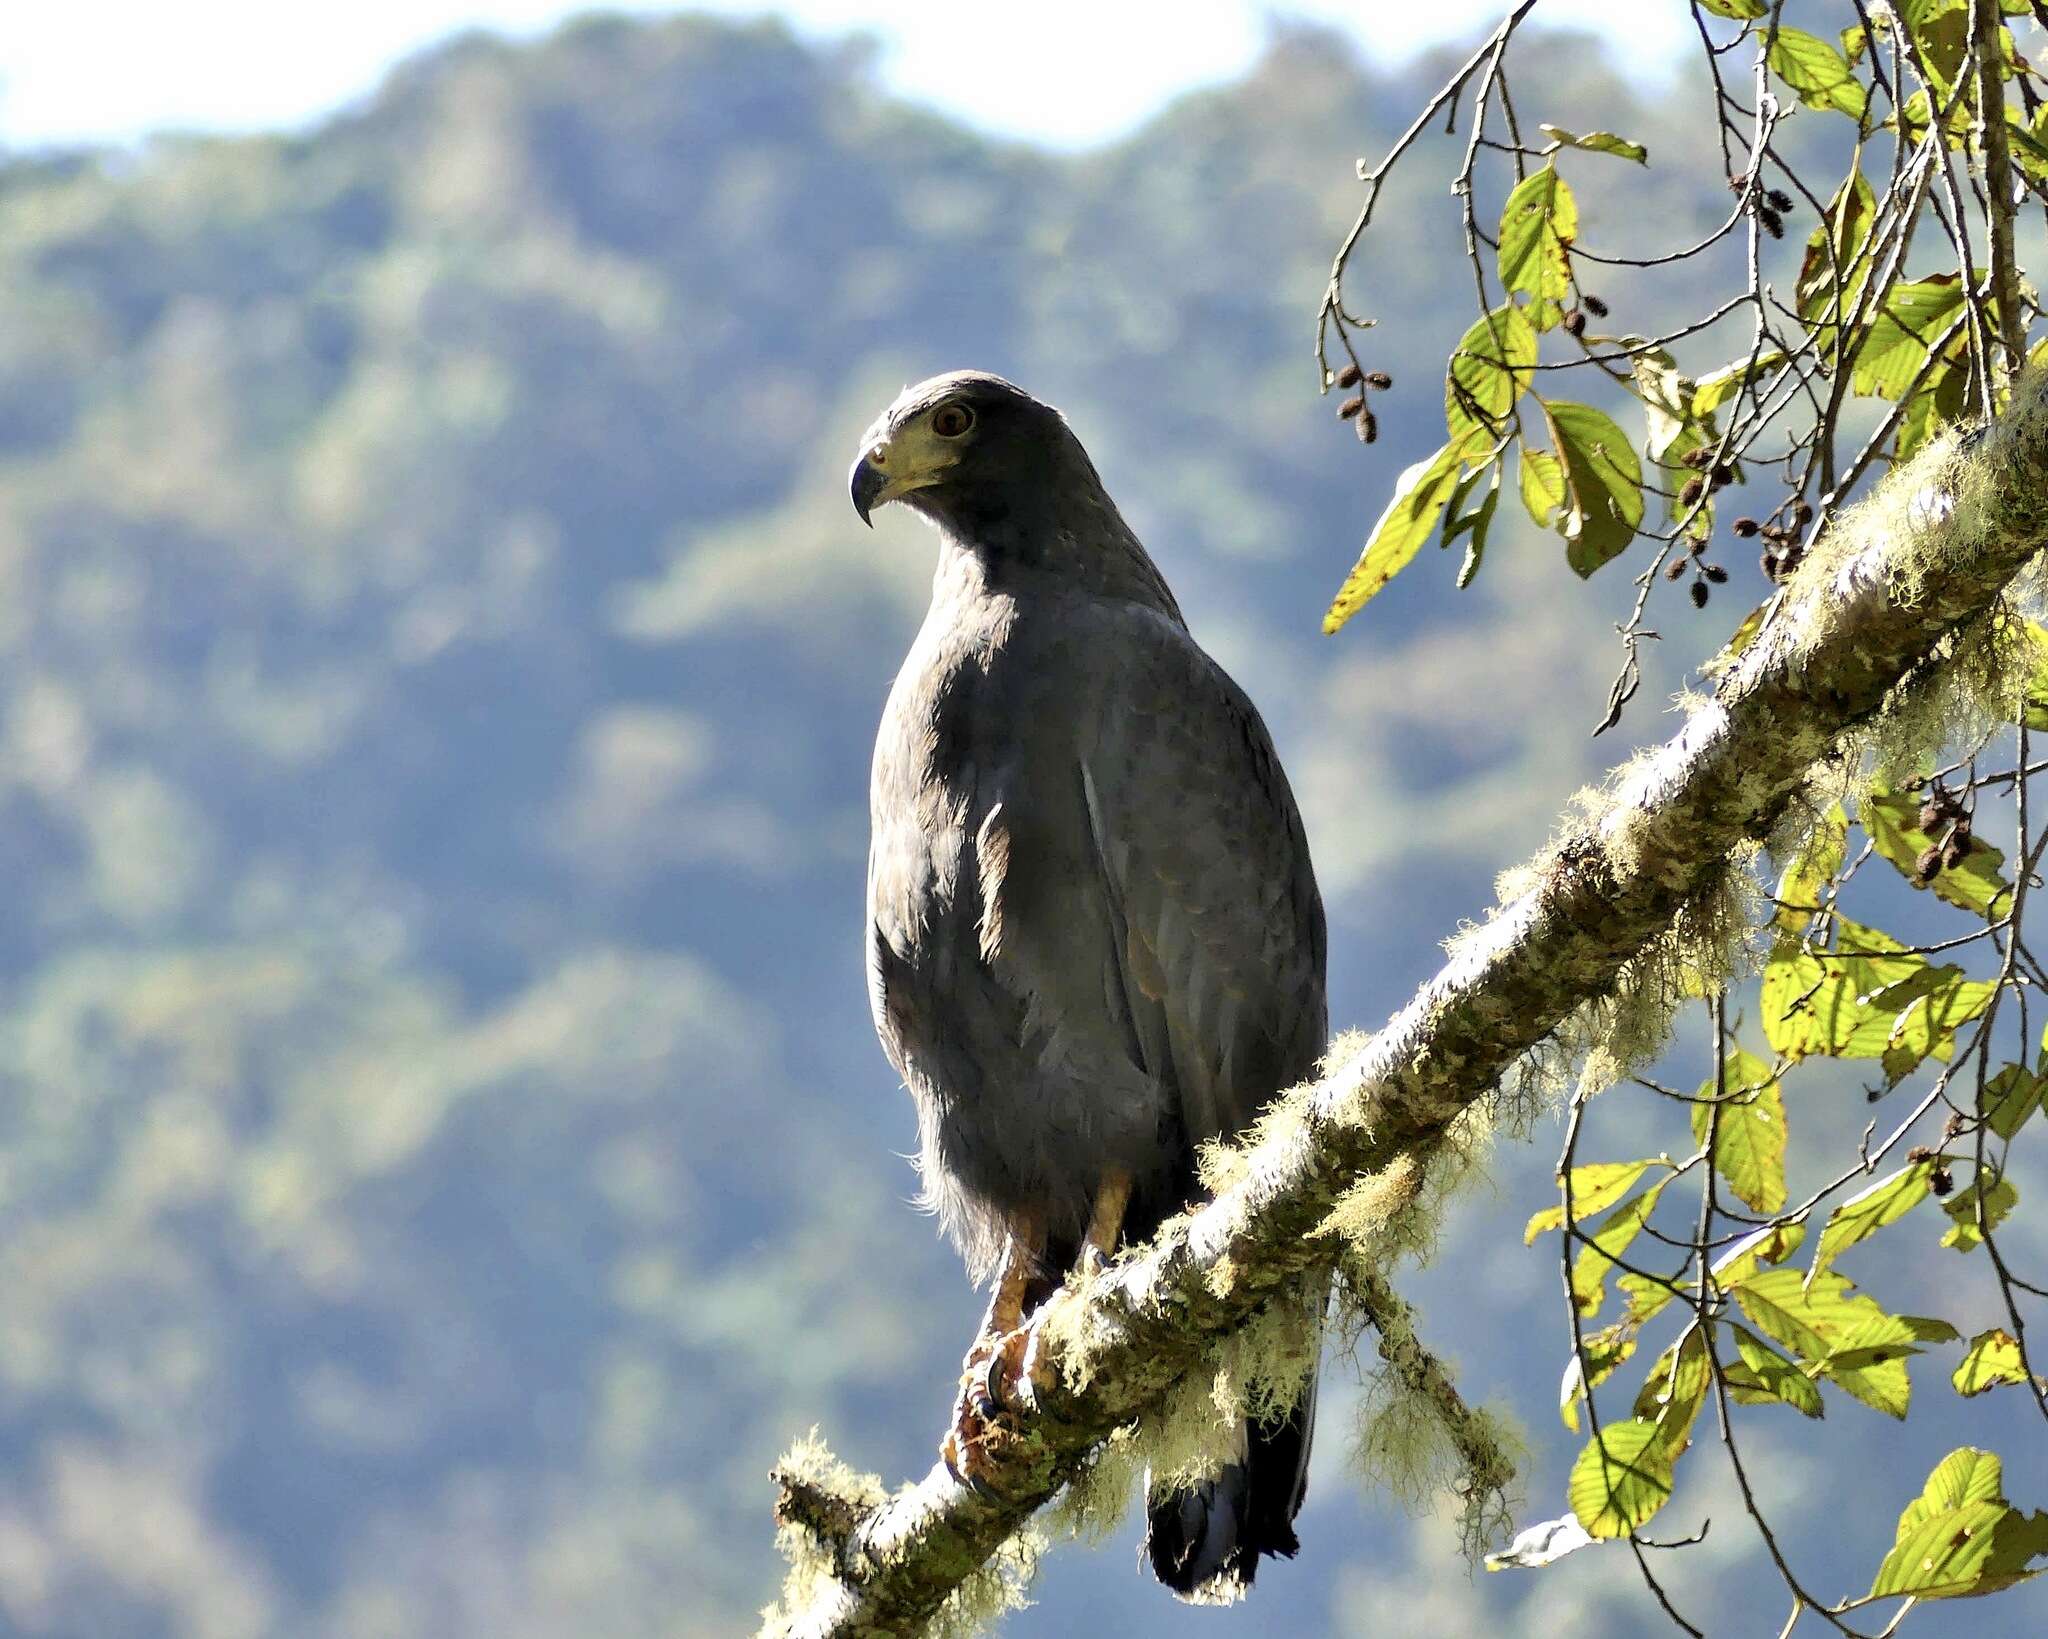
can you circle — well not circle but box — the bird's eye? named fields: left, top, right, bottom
left=932, top=403, right=974, bottom=438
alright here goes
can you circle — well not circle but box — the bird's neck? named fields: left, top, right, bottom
left=931, top=490, right=1185, bottom=625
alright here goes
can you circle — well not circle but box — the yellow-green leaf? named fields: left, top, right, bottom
left=1770, top=27, right=1869, bottom=121
left=1518, top=445, right=1566, bottom=528
left=1323, top=443, right=1464, bottom=633
left=1497, top=166, right=1577, bottom=314
left=1445, top=305, right=1537, bottom=457
left=1812, top=1161, right=1934, bottom=1279
left=1953, top=1330, right=2033, bottom=1396
left=1545, top=399, right=1643, bottom=576
left=1983, top=1063, right=2042, bottom=1141
left=1540, top=123, right=1648, bottom=164
left=1941, top=1173, right=2018, bottom=1253
left=1775, top=804, right=1846, bottom=935
left=1870, top=1449, right=2048, bottom=1599
left=1572, top=1180, right=1668, bottom=1317
left=1525, top=1158, right=1662, bottom=1243
left=1862, top=790, right=2013, bottom=918
left=1854, top=276, right=1967, bottom=399
left=1691, top=1049, right=1787, bottom=1213
left=1726, top=1324, right=1825, bottom=1417
left=1568, top=1419, right=1674, bottom=1538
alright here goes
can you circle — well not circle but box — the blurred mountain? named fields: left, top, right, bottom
left=0, top=11, right=2039, bottom=1637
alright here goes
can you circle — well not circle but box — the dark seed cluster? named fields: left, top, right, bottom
left=1331, top=362, right=1391, bottom=443
left=1907, top=783, right=1972, bottom=886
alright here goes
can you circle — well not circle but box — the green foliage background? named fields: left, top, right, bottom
left=0, top=11, right=2040, bottom=1635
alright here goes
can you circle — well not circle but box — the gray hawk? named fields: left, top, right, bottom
left=850, top=371, right=1328, bottom=1603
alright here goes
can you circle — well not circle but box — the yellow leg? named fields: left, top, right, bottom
left=945, top=1214, right=1043, bottom=1485
left=1082, top=1169, right=1134, bottom=1268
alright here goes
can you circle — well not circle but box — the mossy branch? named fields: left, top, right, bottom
left=762, top=377, right=2048, bottom=1639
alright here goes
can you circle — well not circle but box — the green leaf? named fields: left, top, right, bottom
left=1797, top=172, right=1876, bottom=328
left=1633, top=1326, right=1710, bottom=1458
left=1983, top=1063, right=2042, bottom=1141
left=1812, top=1162, right=1934, bottom=1279
left=1821, top=1313, right=1959, bottom=1418
left=1447, top=462, right=1502, bottom=590
left=1497, top=166, right=1577, bottom=316
left=1571, top=1180, right=1668, bottom=1317
left=1323, top=444, right=1464, bottom=633
left=1953, top=1330, right=2033, bottom=1396
left=1862, top=790, right=2013, bottom=918
left=1544, top=400, right=1643, bottom=575
left=1698, top=0, right=1766, bottom=16
left=1870, top=1449, right=2048, bottom=1599
left=1769, top=27, right=1870, bottom=121
left=1568, top=1419, right=1674, bottom=1538
left=1726, top=1324, right=1825, bottom=1417
left=1941, top=1173, right=2018, bottom=1253
left=1691, top=1048, right=1787, bottom=1213
left=1525, top=1158, right=1662, bottom=1243
left=1539, top=123, right=1648, bottom=164
left=1709, top=1219, right=1806, bottom=1291
left=2019, top=619, right=2048, bottom=730
left=1560, top=1322, right=1638, bottom=1432
left=1775, top=805, right=1846, bottom=935
left=1617, top=1268, right=1685, bottom=1327
left=1897, top=352, right=1968, bottom=461
left=1691, top=350, right=1786, bottom=419
left=1854, top=276, right=1967, bottom=400
left=1445, top=305, right=1537, bottom=457
left=1733, top=1268, right=1951, bottom=1416
left=1518, top=445, right=1566, bottom=528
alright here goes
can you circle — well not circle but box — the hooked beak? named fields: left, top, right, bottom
left=850, top=451, right=887, bottom=528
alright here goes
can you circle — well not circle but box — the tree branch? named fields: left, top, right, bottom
left=762, top=377, right=2048, bottom=1639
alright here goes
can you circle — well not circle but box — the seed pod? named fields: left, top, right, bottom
left=1690, top=580, right=1710, bottom=609
left=1563, top=308, right=1586, bottom=336
left=1338, top=395, right=1364, bottom=419
left=1767, top=187, right=1794, bottom=212
left=1336, top=363, right=1363, bottom=389
left=1712, top=464, right=1734, bottom=487
left=1703, top=563, right=1728, bottom=584
left=1665, top=557, right=1689, bottom=581
left=1359, top=410, right=1378, bottom=444
left=1918, top=795, right=1945, bottom=832
left=1942, top=829, right=1971, bottom=870
left=1761, top=549, right=1783, bottom=581
left=1582, top=294, right=1609, bottom=318
left=1906, top=1144, right=1935, bottom=1165
left=1732, top=516, right=1761, bottom=537
left=1366, top=370, right=1393, bottom=390
left=1759, top=207, right=1784, bottom=239
left=1682, top=447, right=1712, bottom=469
left=1913, top=844, right=1943, bottom=885
left=1680, top=475, right=1705, bottom=505
left=1950, top=811, right=1973, bottom=845
left=1930, top=1164, right=1954, bottom=1197
left=1791, top=500, right=1814, bottom=526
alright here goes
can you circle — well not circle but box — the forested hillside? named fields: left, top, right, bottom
left=0, top=12, right=2037, bottom=1635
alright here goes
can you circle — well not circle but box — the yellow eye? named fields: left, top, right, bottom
left=932, top=402, right=974, bottom=438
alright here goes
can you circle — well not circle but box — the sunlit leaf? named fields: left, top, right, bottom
left=1323, top=443, right=1464, bottom=632
left=1982, top=1063, right=2042, bottom=1141
left=1870, top=1448, right=2048, bottom=1599
left=1571, top=1179, right=1668, bottom=1317
left=1697, top=0, right=1766, bottom=16
left=1539, top=123, right=1647, bottom=164
left=1519, top=445, right=1566, bottom=528
left=1797, top=171, right=1876, bottom=327
left=1812, top=1162, right=1934, bottom=1279
left=1726, top=1324, right=1825, bottom=1417
left=1691, top=350, right=1786, bottom=418
left=1953, top=1330, right=2033, bottom=1396
left=1941, top=1172, right=2018, bottom=1253
left=1769, top=27, right=1869, bottom=121
left=1690, top=1048, right=1787, bottom=1212
left=1560, top=1322, right=1638, bottom=1432
left=1862, top=790, right=2013, bottom=918
left=1497, top=165, right=1577, bottom=316
left=1568, top=1418, right=1674, bottom=1538
left=1854, top=276, right=1966, bottom=400
left=1525, top=1158, right=1664, bottom=1244
left=1543, top=399, right=1643, bottom=576
left=1446, top=306, right=1537, bottom=457
left=1709, top=1219, right=1806, bottom=1291
left=1631, top=1326, right=1710, bottom=1458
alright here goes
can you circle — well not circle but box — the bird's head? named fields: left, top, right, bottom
left=849, top=371, right=1078, bottom=533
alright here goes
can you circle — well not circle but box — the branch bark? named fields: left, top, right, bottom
left=763, top=379, right=2048, bottom=1639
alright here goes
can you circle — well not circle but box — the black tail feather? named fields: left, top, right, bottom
left=1143, top=1373, right=1315, bottom=1604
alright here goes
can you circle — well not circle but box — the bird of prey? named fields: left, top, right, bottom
left=850, top=371, right=1328, bottom=1604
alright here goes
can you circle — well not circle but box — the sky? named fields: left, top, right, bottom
left=0, top=1, right=1692, bottom=152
